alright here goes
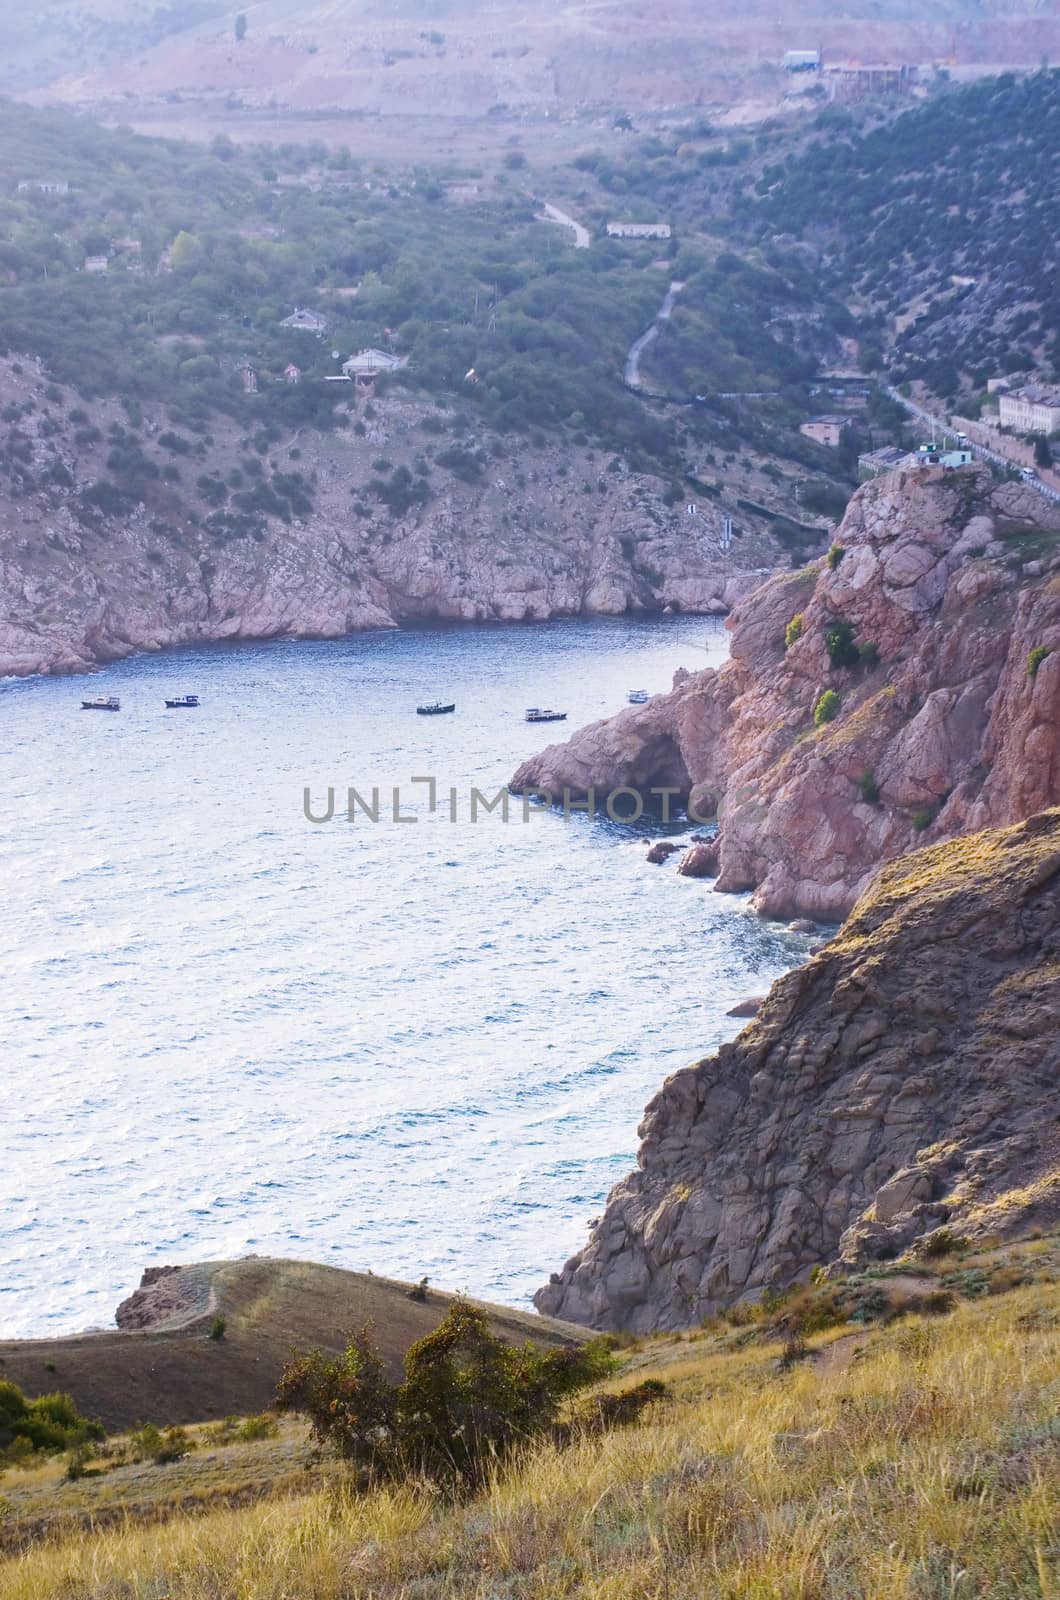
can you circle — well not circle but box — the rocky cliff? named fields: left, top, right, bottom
left=0, top=358, right=780, bottom=677
left=512, top=464, right=1060, bottom=920
left=536, top=808, right=1060, bottom=1332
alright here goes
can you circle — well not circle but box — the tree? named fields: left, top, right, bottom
left=234, top=13, right=247, bottom=41
left=1034, top=435, right=1053, bottom=469
left=276, top=1298, right=614, bottom=1486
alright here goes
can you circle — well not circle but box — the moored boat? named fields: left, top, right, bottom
left=81, top=695, right=120, bottom=711
left=416, top=701, right=456, bottom=715
left=525, top=708, right=568, bottom=723
left=627, top=689, right=650, bottom=704
left=164, top=694, right=200, bottom=708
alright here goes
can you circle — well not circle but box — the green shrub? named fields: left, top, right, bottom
left=0, top=1382, right=104, bottom=1461
left=407, top=1276, right=430, bottom=1303
left=824, top=620, right=859, bottom=668
left=277, top=1297, right=614, bottom=1486
left=814, top=689, right=841, bottom=726
left=236, top=1412, right=279, bottom=1441
left=209, top=1316, right=227, bottom=1341
left=826, top=543, right=845, bottom=570
left=129, top=1423, right=192, bottom=1464
left=912, top=806, right=937, bottom=832
left=858, top=770, right=880, bottom=804
left=1027, top=645, right=1052, bottom=678
left=858, top=641, right=880, bottom=667
left=784, top=612, right=804, bottom=649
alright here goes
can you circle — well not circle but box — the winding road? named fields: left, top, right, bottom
left=625, top=280, right=685, bottom=391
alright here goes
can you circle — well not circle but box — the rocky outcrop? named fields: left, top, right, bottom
left=0, top=360, right=779, bottom=677
left=536, top=809, right=1060, bottom=1332
left=115, top=1264, right=215, bottom=1332
left=512, top=465, right=1060, bottom=920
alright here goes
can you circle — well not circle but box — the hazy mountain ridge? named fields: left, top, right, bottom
left=14, top=0, right=1060, bottom=114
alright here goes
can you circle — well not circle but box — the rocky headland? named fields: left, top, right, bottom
left=512, top=464, right=1060, bottom=921
left=536, top=808, right=1060, bottom=1332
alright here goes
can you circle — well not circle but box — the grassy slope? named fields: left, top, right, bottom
left=0, top=1258, right=584, bottom=1433
left=0, top=1238, right=1057, bottom=1596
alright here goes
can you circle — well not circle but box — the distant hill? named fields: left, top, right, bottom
left=0, top=1258, right=585, bottom=1431
left=10, top=0, right=1059, bottom=111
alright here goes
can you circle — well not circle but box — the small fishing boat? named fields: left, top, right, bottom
left=81, top=695, right=120, bottom=712
left=164, top=694, right=200, bottom=708
left=525, top=708, right=567, bottom=724
left=416, top=701, right=455, bottom=716
left=627, top=689, right=650, bottom=705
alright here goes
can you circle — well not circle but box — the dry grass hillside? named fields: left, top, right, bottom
left=0, top=1235, right=1056, bottom=1596
left=0, top=1257, right=584, bottom=1434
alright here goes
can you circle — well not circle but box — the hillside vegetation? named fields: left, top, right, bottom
left=0, top=1238, right=1055, bottom=1596
left=748, top=70, right=1060, bottom=405
left=0, top=1259, right=583, bottom=1434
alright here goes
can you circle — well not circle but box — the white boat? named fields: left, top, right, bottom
left=81, top=695, right=120, bottom=711
left=164, top=694, right=200, bottom=709
left=627, top=689, right=650, bottom=705
left=525, top=708, right=568, bottom=723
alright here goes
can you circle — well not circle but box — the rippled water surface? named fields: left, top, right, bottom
left=0, top=617, right=808, bottom=1336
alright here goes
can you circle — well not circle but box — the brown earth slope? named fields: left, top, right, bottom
left=512, top=464, right=1060, bottom=921
left=0, top=1258, right=584, bottom=1431
left=536, top=808, right=1060, bottom=1332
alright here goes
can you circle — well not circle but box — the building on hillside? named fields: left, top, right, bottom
left=341, top=348, right=409, bottom=386
left=281, top=307, right=329, bottom=334
left=284, top=364, right=302, bottom=385
left=84, top=255, right=109, bottom=275
left=913, top=442, right=972, bottom=470
left=987, top=377, right=1012, bottom=395
left=783, top=50, right=821, bottom=72
left=239, top=363, right=259, bottom=395
left=17, top=179, right=69, bottom=196
left=606, top=221, right=672, bottom=240
left=800, top=415, right=847, bottom=448
left=824, top=63, right=918, bottom=101
left=998, top=385, right=1060, bottom=436
left=858, top=446, right=908, bottom=479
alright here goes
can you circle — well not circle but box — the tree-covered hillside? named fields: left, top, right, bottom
left=748, top=70, right=1060, bottom=402
left=0, top=101, right=684, bottom=467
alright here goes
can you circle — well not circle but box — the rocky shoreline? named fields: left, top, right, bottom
left=513, top=466, right=1060, bottom=922
left=0, top=359, right=784, bottom=679
left=536, top=809, right=1060, bottom=1331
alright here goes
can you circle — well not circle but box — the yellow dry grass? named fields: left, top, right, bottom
left=1, top=1278, right=1056, bottom=1599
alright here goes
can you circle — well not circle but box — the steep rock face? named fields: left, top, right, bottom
left=512, top=466, right=1060, bottom=919
left=0, top=362, right=780, bottom=677
left=536, top=810, right=1060, bottom=1332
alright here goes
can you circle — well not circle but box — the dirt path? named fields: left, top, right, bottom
left=625, top=280, right=684, bottom=390
left=540, top=200, right=590, bottom=249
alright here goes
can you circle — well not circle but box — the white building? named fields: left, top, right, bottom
left=84, top=256, right=109, bottom=275
left=342, top=348, right=409, bottom=383
left=913, top=443, right=972, bottom=469
left=281, top=307, right=329, bottom=334
left=18, top=179, right=70, bottom=196
left=606, top=222, right=672, bottom=240
left=998, top=385, right=1060, bottom=436
left=783, top=50, right=821, bottom=71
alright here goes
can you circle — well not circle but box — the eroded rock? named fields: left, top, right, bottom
left=535, top=810, right=1060, bottom=1331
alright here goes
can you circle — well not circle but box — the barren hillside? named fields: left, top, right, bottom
left=16, top=0, right=1060, bottom=116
